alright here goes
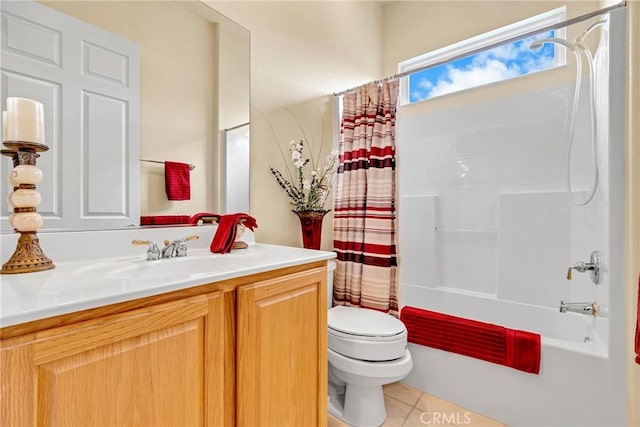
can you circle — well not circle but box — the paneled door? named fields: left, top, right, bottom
left=1, top=0, right=140, bottom=231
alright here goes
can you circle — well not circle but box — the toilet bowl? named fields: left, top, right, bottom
left=326, top=261, right=413, bottom=427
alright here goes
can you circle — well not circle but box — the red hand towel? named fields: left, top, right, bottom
left=165, top=161, right=191, bottom=201
left=210, top=213, right=258, bottom=254
left=635, top=274, right=640, bottom=365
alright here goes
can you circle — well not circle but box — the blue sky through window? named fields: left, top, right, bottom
left=408, top=30, right=556, bottom=103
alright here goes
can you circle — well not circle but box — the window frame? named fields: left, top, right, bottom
left=398, top=6, right=567, bottom=105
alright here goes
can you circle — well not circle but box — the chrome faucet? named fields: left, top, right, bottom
left=132, top=239, right=161, bottom=260
left=566, top=250, right=601, bottom=284
left=559, top=301, right=598, bottom=317
left=161, top=236, right=199, bottom=258
left=132, top=235, right=199, bottom=260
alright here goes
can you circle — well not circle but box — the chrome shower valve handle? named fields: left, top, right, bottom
left=566, top=250, right=601, bottom=284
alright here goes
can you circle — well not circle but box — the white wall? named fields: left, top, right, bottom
left=208, top=1, right=383, bottom=250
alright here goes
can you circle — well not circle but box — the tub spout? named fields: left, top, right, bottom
left=559, top=301, right=598, bottom=317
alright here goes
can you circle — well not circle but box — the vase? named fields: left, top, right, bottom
left=293, top=210, right=330, bottom=250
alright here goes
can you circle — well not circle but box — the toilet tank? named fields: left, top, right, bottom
left=327, top=260, right=337, bottom=308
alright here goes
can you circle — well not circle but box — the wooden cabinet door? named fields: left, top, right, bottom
left=1, top=292, right=231, bottom=427
left=237, top=267, right=327, bottom=427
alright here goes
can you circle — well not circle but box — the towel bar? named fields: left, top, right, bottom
left=140, top=159, right=195, bottom=171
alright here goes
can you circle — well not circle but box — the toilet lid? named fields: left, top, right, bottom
left=328, top=306, right=406, bottom=338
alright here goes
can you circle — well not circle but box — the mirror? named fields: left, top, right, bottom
left=1, top=0, right=250, bottom=232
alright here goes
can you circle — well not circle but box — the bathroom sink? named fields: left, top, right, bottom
left=72, top=250, right=267, bottom=281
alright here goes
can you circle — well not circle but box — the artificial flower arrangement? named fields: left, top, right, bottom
left=269, top=139, right=339, bottom=212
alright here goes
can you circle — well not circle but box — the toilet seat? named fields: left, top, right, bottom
left=328, top=306, right=406, bottom=338
left=328, top=347, right=413, bottom=379
left=328, top=306, right=408, bottom=361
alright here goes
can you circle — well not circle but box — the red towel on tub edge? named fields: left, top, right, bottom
left=400, top=306, right=541, bottom=374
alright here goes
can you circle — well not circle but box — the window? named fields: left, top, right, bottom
left=399, top=7, right=566, bottom=104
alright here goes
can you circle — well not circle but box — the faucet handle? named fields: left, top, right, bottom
left=163, top=235, right=199, bottom=246
left=132, top=239, right=161, bottom=260
left=566, top=251, right=601, bottom=284
left=132, top=239, right=151, bottom=246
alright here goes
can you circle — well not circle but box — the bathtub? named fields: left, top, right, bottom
left=401, top=284, right=625, bottom=426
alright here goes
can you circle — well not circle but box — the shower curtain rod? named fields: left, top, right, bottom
left=333, top=0, right=627, bottom=96
left=225, top=122, right=250, bottom=132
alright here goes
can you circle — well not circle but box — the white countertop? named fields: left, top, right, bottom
left=0, top=243, right=335, bottom=328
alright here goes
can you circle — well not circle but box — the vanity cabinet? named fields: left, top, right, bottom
left=0, top=262, right=327, bottom=426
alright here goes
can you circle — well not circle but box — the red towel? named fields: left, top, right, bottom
left=635, top=274, right=640, bottom=365
left=165, top=161, right=191, bottom=201
left=140, top=215, right=190, bottom=226
left=400, top=306, right=541, bottom=374
left=210, top=213, right=258, bottom=254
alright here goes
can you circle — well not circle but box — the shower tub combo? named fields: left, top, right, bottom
left=397, top=9, right=627, bottom=426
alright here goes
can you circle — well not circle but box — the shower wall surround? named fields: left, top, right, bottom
left=399, top=79, right=608, bottom=312
left=395, top=16, right=628, bottom=424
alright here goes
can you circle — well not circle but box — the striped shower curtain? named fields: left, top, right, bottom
left=333, top=80, right=399, bottom=316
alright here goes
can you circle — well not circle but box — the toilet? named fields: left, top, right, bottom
left=326, top=261, right=413, bottom=427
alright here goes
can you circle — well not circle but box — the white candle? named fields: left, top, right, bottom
left=2, top=111, right=7, bottom=142
left=5, top=97, right=45, bottom=145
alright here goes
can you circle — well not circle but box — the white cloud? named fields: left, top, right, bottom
left=520, top=53, right=555, bottom=74
left=413, top=31, right=556, bottom=102
left=411, top=90, right=427, bottom=102
left=479, top=43, right=520, bottom=62
left=418, top=79, right=433, bottom=90
left=428, top=59, right=521, bottom=98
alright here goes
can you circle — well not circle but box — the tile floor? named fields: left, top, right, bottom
left=328, top=382, right=506, bottom=427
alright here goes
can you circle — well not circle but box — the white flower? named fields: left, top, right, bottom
left=270, top=137, right=339, bottom=212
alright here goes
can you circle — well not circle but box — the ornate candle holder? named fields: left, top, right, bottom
left=1, top=140, right=54, bottom=274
